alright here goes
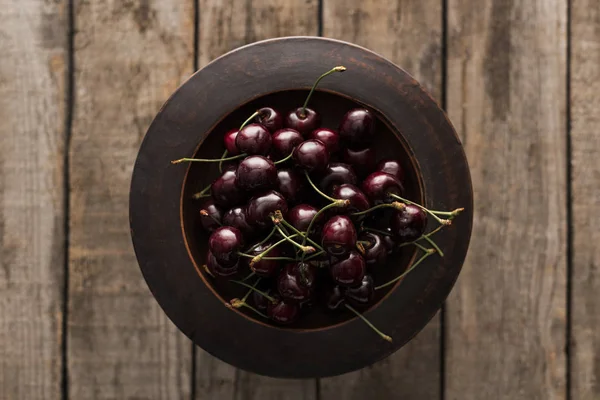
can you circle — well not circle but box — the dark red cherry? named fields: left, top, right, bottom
left=247, top=241, right=282, bottom=277
left=359, top=231, right=388, bottom=268
left=325, top=285, right=346, bottom=311
left=287, top=204, right=318, bottom=232
left=272, top=128, right=303, bottom=157
left=205, top=250, right=239, bottom=277
left=222, top=206, right=255, bottom=238
left=198, top=198, right=222, bottom=232
left=235, top=123, right=271, bottom=155
left=285, top=107, right=321, bottom=136
left=322, top=215, right=357, bottom=257
left=255, top=107, right=283, bottom=133
left=246, top=190, right=288, bottom=228
left=221, top=161, right=239, bottom=172
left=341, top=147, right=376, bottom=177
left=377, top=158, right=405, bottom=182
left=276, top=168, right=305, bottom=204
left=331, top=184, right=370, bottom=214
left=309, top=128, right=340, bottom=153
left=268, top=296, right=299, bottom=324
left=208, top=226, right=244, bottom=266
left=319, top=163, right=357, bottom=194
left=236, top=155, right=277, bottom=192
left=277, top=263, right=314, bottom=303
left=293, top=139, right=330, bottom=172
left=390, top=204, right=427, bottom=242
left=252, top=286, right=272, bottom=311
left=345, top=275, right=374, bottom=305
left=362, top=171, right=405, bottom=205
left=211, top=168, right=244, bottom=208
left=382, top=231, right=396, bottom=255
left=338, top=108, right=375, bottom=149
left=223, top=129, right=240, bottom=155
left=330, top=251, right=366, bottom=287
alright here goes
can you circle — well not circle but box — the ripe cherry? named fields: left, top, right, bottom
left=252, top=286, right=272, bottom=311
left=268, top=296, right=299, bottom=324
left=358, top=231, right=388, bottom=268
left=319, top=163, right=357, bottom=194
left=255, top=107, right=283, bottom=133
left=211, top=168, right=244, bottom=208
left=325, top=285, right=346, bottom=311
left=206, top=250, right=239, bottom=277
left=198, top=198, right=222, bottom=232
left=223, top=129, right=240, bottom=155
left=362, top=171, right=404, bottom=205
left=277, top=263, right=315, bottom=303
left=345, top=275, right=374, bottom=305
left=285, top=108, right=321, bottom=137
left=338, top=108, right=375, bottom=149
left=390, top=204, right=427, bottom=242
left=235, top=123, right=272, bottom=155
left=208, top=226, right=244, bottom=266
left=272, top=128, right=303, bottom=157
left=377, top=158, right=405, bottom=182
left=322, top=215, right=357, bottom=256
left=330, top=251, right=366, bottom=287
left=287, top=204, right=318, bottom=232
left=293, top=139, right=330, bottom=173
left=222, top=206, right=255, bottom=238
left=236, top=155, right=277, bottom=192
left=330, top=184, right=370, bottom=214
left=246, top=190, right=288, bottom=228
left=247, top=241, right=282, bottom=277
left=341, top=147, right=376, bottom=178
left=309, top=128, right=340, bottom=153
left=276, top=168, right=305, bottom=204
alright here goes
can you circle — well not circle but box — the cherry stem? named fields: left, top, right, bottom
left=344, top=304, right=392, bottom=343
left=351, top=202, right=405, bottom=217
left=250, top=233, right=302, bottom=265
left=241, top=271, right=256, bottom=282
left=276, top=216, right=324, bottom=251
left=274, top=152, right=293, bottom=165
left=304, top=170, right=338, bottom=203
left=375, top=248, right=436, bottom=291
left=227, top=300, right=269, bottom=319
left=413, top=241, right=430, bottom=252
left=304, top=250, right=325, bottom=261
left=422, top=235, right=443, bottom=257
left=274, top=225, right=315, bottom=254
left=398, top=224, right=444, bottom=248
left=171, top=153, right=246, bottom=164
left=241, top=277, right=261, bottom=303
left=301, top=66, right=346, bottom=117
left=192, top=184, right=212, bottom=199
left=230, top=280, right=277, bottom=302
left=237, top=252, right=297, bottom=262
left=252, top=226, right=277, bottom=249
left=218, top=149, right=228, bottom=173
left=362, top=227, right=392, bottom=236
left=389, top=194, right=452, bottom=226
left=202, top=264, right=214, bottom=278
left=200, top=209, right=222, bottom=226
left=240, top=111, right=261, bottom=130
left=300, top=199, right=349, bottom=261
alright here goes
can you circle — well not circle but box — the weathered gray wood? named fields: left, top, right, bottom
left=0, top=1, right=67, bottom=398
left=68, top=1, right=194, bottom=398
left=571, top=1, right=600, bottom=398
left=445, top=1, right=568, bottom=399
left=195, top=1, right=319, bottom=399
left=320, top=1, right=442, bottom=399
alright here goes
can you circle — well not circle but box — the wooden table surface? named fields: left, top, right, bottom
left=1, top=0, right=597, bottom=399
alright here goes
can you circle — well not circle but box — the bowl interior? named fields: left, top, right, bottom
left=181, top=89, right=423, bottom=330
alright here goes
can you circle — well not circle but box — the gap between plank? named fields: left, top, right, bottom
left=565, top=0, right=573, bottom=399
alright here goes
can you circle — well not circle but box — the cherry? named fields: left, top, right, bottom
left=211, top=168, right=244, bottom=208
left=358, top=231, right=388, bottom=268
left=345, top=275, right=374, bottom=305
left=223, top=129, right=240, bottom=155
left=272, top=128, right=303, bottom=157
left=341, top=147, right=376, bottom=178
left=208, top=226, right=244, bottom=266
left=277, top=263, right=315, bottom=303
left=381, top=231, right=396, bottom=255
left=338, top=108, right=375, bottom=149
left=330, top=184, right=370, bottom=214
left=325, top=285, right=346, bottom=311
left=236, top=155, right=277, bottom=192
left=235, top=123, right=271, bottom=155
left=293, top=139, right=330, bottom=172
left=276, top=168, right=305, bottom=204
left=309, top=128, right=340, bottom=153
left=268, top=296, right=299, bottom=324
left=319, top=163, right=357, bottom=194
left=287, top=204, right=318, bottom=232
left=390, top=204, right=427, bottom=242
left=255, top=107, right=283, bottom=133
left=377, top=158, right=405, bottom=182
left=206, top=250, right=239, bottom=277
left=246, top=190, right=288, bottom=228
left=330, top=251, right=366, bottom=287
left=221, top=161, right=239, bottom=172
left=322, top=215, right=357, bottom=256
left=222, top=206, right=255, bottom=238
left=253, top=287, right=272, bottom=311
left=247, top=241, right=282, bottom=277
left=362, top=171, right=404, bottom=205
left=198, top=198, right=222, bottom=232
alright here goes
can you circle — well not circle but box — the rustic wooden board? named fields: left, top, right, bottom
left=571, top=1, right=600, bottom=398
left=68, top=1, right=195, bottom=398
left=195, top=1, right=319, bottom=399
left=0, top=0, right=67, bottom=398
left=320, top=1, right=443, bottom=399
left=445, top=1, right=568, bottom=399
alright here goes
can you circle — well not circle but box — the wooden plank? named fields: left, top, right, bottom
left=319, top=1, right=443, bottom=399
left=195, top=1, right=319, bottom=399
left=0, top=1, right=67, bottom=398
left=445, top=1, right=567, bottom=399
left=68, top=1, right=195, bottom=398
left=571, top=1, right=600, bottom=398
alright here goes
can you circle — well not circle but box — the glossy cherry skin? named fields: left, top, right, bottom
left=293, top=139, right=330, bottom=173
left=285, top=107, right=321, bottom=136
left=309, top=128, right=340, bottom=153
left=252, top=287, right=272, bottom=311
left=359, top=231, right=389, bottom=268
left=322, top=215, right=357, bottom=257
left=255, top=107, right=283, bottom=133
left=235, top=123, right=272, bottom=155
left=341, top=147, right=376, bottom=178
left=276, top=168, right=305, bottom=204
left=338, top=108, right=375, bottom=149
left=390, top=204, right=427, bottom=242
left=362, top=171, right=405, bottom=205
left=247, top=241, right=282, bottom=277
left=198, top=198, right=222, bottom=232
left=208, top=226, right=244, bottom=266
left=246, top=190, right=288, bottom=228
left=287, top=204, right=318, bottom=232
left=268, top=296, right=300, bottom=324
left=277, top=263, right=315, bottom=303
left=223, top=129, right=240, bottom=155
left=381, top=231, right=396, bottom=255
left=235, top=155, right=277, bottom=192
left=272, top=128, right=303, bottom=158
left=222, top=206, right=255, bottom=238
left=205, top=250, right=239, bottom=277
left=319, top=163, right=357, bottom=194
left=330, top=251, right=366, bottom=287
left=345, top=275, right=374, bottom=305
left=377, top=158, right=405, bottom=182
left=325, top=285, right=346, bottom=311
left=331, top=184, right=370, bottom=214
left=211, top=168, right=244, bottom=208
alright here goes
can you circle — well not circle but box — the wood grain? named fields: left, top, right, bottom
left=320, top=1, right=442, bottom=399
left=68, top=1, right=194, bottom=398
left=445, top=1, right=567, bottom=399
left=195, top=1, right=319, bottom=398
left=571, top=1, right=600, bottom=398
left=0, top=0, right=67, bottom=398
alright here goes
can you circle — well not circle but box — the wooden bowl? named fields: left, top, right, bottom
left=129, top=36, right=473, bottom=378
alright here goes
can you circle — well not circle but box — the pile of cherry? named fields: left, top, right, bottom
left=172, top=66, right=463, bottom=342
